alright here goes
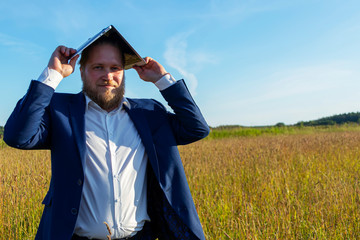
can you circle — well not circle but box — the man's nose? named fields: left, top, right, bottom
left=102, top=70, right=113, bottom=81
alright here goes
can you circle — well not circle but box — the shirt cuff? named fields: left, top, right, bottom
left=154, top=74, right=176, bottom=91
left=37, top=67, right=63, bottom=89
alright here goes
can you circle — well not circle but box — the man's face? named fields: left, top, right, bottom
left=81, top=43, right=125, bottom=111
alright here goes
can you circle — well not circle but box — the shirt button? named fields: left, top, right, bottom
left=71, top=208, right=78, bottom=215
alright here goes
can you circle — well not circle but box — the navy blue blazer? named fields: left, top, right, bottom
left=4, top=79, right=209, bottom=240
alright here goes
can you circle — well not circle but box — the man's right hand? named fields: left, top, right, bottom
left=47, top=46, right=79, bottom=78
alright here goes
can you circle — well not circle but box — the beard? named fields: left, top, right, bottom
left=82, top=77, right=125, bottom=112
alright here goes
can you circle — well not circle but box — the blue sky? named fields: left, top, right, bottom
left=1, top=0, right=360, bottom=127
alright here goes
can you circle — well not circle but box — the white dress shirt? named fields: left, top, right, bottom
left=75, top=97, right=149, bottom=239
left=37, top=67, right=176, bottom=239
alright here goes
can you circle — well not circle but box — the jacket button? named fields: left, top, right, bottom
left=77, top=179, right=82, bottom=186
left=71, top=208, right=78, bottom=215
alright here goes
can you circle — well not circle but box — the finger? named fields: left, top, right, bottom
left=58, top=46, right=74, bottom=58
left=143, top=57, right=152, bottom=64
left=64, top=48, right=69, bottom=57
left=70, top=48, right=77, bottom=56
left=132, top=65, right=139, bottom=71
left=132, top=65, right=142, bottom=74
left=59, top=45, right=67, bottom=55
left=65, top=47, right=73, bottom=57
left=69, top=55, right=79, bottom=71
left=67, top=48, right=76, bottom=57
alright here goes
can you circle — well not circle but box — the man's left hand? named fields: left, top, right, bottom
left=133, top=57, right=168, bottom=83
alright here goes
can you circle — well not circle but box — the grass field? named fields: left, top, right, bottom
left=1, top=125, right=360, bottom=239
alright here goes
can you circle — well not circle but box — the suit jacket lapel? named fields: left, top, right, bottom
left=69, top=92, right=86, bottom=168
left=123, top=101, right=160, bottom=180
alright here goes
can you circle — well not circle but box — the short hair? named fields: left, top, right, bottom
left=79, top=34, right=125, bottom=69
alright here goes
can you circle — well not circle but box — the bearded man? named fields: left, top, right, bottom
left=4, top=31, right=209, bottom=240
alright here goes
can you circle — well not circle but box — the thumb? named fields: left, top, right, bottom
left=69, top=55, right=79, bottom=73
left=132, top=65, right=143, bottom=75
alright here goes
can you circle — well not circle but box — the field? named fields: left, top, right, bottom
left=1, top=125, right=360, bottom=239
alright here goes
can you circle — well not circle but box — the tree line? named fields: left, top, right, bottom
left=295, top=112, right=360, bottom=127
left=210, top=112, right=360, bottom=129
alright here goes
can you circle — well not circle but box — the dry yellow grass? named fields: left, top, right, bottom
left=0, top=147, right=50, bottom=239
left=1, top=129, right=360, bottom=239
left=180, top=131, right=360, bottom=239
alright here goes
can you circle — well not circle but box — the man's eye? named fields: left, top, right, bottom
left=94, top=66, right=102, bottom=70
left=111, top=67, right=122, bottom=71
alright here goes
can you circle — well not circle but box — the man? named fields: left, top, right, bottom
left=4, top=31, right=209, bottom=240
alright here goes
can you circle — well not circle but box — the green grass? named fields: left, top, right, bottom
left=208, top=123, right=360, bottom=139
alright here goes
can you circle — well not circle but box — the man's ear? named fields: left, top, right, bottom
left=80, top=66, right=84, bottom=79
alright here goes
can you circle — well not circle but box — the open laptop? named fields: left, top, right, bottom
left=71, top=25, right=146, bottom=70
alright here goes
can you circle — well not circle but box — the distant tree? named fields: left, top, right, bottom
left=275, top=122, right=286, bottom=127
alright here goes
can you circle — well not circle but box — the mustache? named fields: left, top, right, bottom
left=100, top=80, right=118, bottom=87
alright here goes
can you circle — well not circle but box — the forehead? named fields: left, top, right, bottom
left=86, top=43, right=123, bottom=64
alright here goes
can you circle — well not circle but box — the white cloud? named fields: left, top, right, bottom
left=164, top=32, right=198, bottom=95
left=164, top=31, right=217, bottom=95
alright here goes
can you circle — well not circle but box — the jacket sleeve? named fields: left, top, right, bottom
left=160, top=79, right=210, bottom=145
left=4, top=80, right=54, bottom=149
